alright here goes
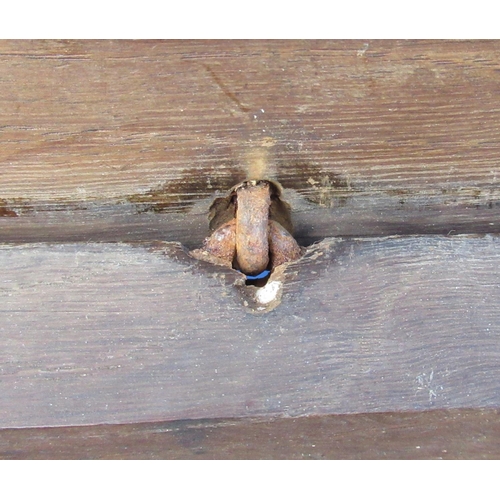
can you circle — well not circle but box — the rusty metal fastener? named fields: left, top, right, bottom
left=191, top=179, right=302, bottom=276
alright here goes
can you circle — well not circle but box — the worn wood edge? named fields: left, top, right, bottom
left=2, top=196, right=500, bottom=246
left=1, top=409, right=499, bottom=459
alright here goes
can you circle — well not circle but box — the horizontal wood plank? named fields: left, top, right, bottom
left=2, top=409, right=499, bottom=459
left=2, top=198, right=500, bottom=247
left=1, top=40, right=500, bottom=242
left=2, top=235, right=500, bottom=428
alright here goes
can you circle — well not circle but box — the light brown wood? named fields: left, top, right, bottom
left=1, top=40, right=500, bottom=245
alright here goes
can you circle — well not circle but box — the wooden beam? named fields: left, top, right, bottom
left=2, top=410, right=499, bottom=459
left=1, top=40, right=500, bottom=243
left=2, top=200, right=500, bottom=247
left=2, top=235, right=500, bottom=428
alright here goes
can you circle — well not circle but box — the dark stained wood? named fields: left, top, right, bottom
left=2, top=409, right=499, bottom=459
left=2, top=200, right=500, bottom=248
left=2, top=235, right=500, bottom=429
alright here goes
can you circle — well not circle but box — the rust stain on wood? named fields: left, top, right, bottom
left=0, top=200, right=18, bottom=217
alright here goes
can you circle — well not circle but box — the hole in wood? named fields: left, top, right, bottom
left=244, top=269, right=271, bottom=287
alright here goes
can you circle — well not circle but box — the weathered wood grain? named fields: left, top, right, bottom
left=1, top=40, right=500, bottom=243
left=2, top=199, right=500, bottom=247
left=2, top=409, right=499, bottom=459
left=2, top=40, right=500, bottom=458
left=2, top=235, right=500, bottom=428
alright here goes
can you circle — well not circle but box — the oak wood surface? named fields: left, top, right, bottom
left=1, top=40, right=500, bottom=243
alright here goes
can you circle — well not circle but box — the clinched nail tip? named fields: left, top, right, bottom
left=191, top=175, right=302, bottom=294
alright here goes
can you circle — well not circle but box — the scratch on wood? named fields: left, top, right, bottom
left=203, top=63, right=251, bottom=113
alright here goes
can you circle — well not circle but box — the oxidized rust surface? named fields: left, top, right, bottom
left=235, top=181, right=272, bottom=275
left=191, top=179, right=302, bottom=276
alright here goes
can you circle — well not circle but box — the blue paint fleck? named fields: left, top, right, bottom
left=245, top=269, right=271, bottom=280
